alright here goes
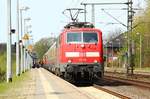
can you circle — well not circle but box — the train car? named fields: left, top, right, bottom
left=43, top=42, right=57, bottom=71
left=43, top=22, right=104, bottom=82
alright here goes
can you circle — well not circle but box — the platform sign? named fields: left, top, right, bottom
left=23, top=33, right=29, bottom=40
left=28, top=45, right=33, bottom=51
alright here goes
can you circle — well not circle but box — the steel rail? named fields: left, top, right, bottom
left=104, top=76, right=150, bottom=89
left=93, top=84, right=131, bottom=99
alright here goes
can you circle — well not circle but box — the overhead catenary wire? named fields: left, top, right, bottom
left=101, top=9, right=127, bottom=27
left=100, top=8, right=143, bottom=10
left=99, top=22, right=122, bottom=25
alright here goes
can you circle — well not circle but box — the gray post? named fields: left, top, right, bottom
left=7, top=0, right=12, bottom=82
left=119, top=40, right=121, bottom=68
left=20, top=10, right=24, bottom=73
left=24, top=19, right=26, bottom=72
left=23, top=18, right=30, bottom=71
left=139, top=34, right=142, bottom=68
left=127, top=0, right=134, bottom=75
left=91, top=4, right=95, bottom=25
left=116, top=39, right=120, bottom=68
left=28, top=51, right=30, bottom=70
left=84, top=4, right=87, bottom=22
left=106, top=44, right=108, bottom=67
left=20, top=42, right=24, bottom=73
left=27, top=52, right=29, bottom=70
left=16, top=0, right=20, bottom=76
left=23, top=44, right=26, bottom=72
left=112, top=41, right=113, bottom=68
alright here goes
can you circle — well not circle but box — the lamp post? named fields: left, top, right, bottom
left=20, top=6, right=30, bottom=73
left=20, top=6, right=29, bottom=38
left=136, top=33, right=142, bottom=68
left=105, top=40, right=109, bottom=67
left=7, top=0, right=12, bottom=82
left=122, top=36, right=127, bottom=68
left=109, top=41, right=113, bottom=68
left=116, top=39, right=120, bottom=68
left=24, top=18, right=31, bottom=35
left=105, top=43, right=108, bottom=67
left=26, top=35, right=33, bottom=70
left=16, top=0, right=20, bottom=76
left=112, top=41, right=113, bottom=68
left=26, top=25, right=32, bottom=34
left=23, top=17, right=31, bottom=71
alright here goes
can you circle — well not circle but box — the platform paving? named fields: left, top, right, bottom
left=0, top=68, right=94, bottom=99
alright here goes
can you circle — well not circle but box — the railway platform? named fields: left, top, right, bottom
left=0, top=68, right=122, bottom=99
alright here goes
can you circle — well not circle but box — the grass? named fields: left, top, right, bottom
left=134, top=67, right=150, bottom=72
left=0, top=52, right=7, bottom=82
left=0, top=71, right=29, bottom=93
left=0, top=45, right=31, bottom=94
left=0, top=51, right=16, bottom=82
left=105, top=66, right=150, bottom=73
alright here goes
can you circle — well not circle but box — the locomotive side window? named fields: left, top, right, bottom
left=67, top=33, right=81, bottom=43
left=83, top=33, right=98, bottom=43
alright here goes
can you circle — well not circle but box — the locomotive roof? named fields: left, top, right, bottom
left=62, top=26, right=102, bottom=33
left=64, top=22, right=94, bottom=29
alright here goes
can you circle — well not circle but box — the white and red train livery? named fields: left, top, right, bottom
left=43, top=22, right=104, bottom=82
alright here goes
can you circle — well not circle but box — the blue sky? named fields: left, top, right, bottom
left=0, top=0, right=146, bottom=43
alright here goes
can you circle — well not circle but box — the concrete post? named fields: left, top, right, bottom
left=16, top=0, right=20, bottom=76
left=7, top=0, right=12, bottom=82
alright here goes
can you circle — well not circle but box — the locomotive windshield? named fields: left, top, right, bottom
left=67, top=32, right=98, bottom=43
left=83, top=33, right=98, bottom=43
left=67, top=33, right=82, bottom=43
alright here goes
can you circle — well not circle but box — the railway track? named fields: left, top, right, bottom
left=73, top=74, right=150, bottom=99
left=104, top=75, right=150, bottom=89
left=105, top=71, right=150, bottom=78
left=93, top=84, right=131, bottom=99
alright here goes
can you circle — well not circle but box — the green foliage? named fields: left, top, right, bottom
left=0, top=51, right=6, bottom=82
left=0, top=71, right=29, bottom=93
left=110, top=1, right=150, bottom=68
left=33, top=37, right=55, bottom=59
left=130, top=1, right=150, bottom=67
left=0, top=46, right=16, bottom=82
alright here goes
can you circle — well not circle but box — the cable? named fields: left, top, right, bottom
left=101, top=9, right=127, bottom=27
left=81, top=0, right=87, bottom=3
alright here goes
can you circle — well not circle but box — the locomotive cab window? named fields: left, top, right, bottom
left=67, top=32, right=81, bottom=43
left=83, top=32, right=98, bottom=43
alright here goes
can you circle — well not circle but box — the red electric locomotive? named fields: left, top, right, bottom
left=43, top=22, right=104, bottom=82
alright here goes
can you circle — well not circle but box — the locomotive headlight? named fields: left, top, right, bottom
left=68, top=60, right=72, bottom=63
left=81, top=44, right=85, bottom=48
left=94, top=60, right=98, bottom=63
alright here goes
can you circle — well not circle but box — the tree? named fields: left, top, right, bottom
left=131, top=0, right=150, bottom=67
left=33, top=37, right=55, bottom=59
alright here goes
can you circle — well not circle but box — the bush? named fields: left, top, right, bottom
left=0, top=68, right=6, bottom=82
